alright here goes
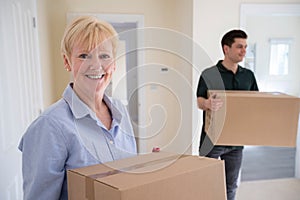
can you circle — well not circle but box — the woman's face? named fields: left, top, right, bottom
left=65, top=39, right=115, bottom=100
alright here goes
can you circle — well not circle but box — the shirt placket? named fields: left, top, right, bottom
left=102, top=124, right=119, bottom=161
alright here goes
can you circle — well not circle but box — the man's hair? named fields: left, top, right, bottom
left=221, top=29, right=247, bottom=52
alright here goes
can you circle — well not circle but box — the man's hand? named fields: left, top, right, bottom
left=198, top=93, right=223, bottom=111
left=209, top=93, right=223, bottom=111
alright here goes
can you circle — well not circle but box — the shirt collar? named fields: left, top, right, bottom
left=216, top=60, right=244, bottom=73
left=62, top=83, right=122, bottom=124
left=103, top=94, right=122, bottom=125
left=63, top=83, right=89, bottom=119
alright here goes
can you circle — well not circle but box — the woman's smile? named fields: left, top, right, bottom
left=85, top=72, right=106, bottom=80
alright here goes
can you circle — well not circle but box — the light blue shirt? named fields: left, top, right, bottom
left=18, top=84, right=137, bottom=200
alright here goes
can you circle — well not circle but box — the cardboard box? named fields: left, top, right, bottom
left=205, top=90, right=300, bottom=146
left=67, top=152, right=226, bottom=200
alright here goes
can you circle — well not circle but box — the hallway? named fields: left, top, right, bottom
left=237, top=146, right=298, bottom=199
left=241, top=146, right=296, bottom=181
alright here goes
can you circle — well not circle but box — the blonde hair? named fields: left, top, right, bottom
left=61, top=16, right=118, bottom=59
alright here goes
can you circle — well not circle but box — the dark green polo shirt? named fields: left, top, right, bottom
left=196, top=60, right=259, bottom=151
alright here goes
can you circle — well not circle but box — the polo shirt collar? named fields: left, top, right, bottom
left=216, top=60, right=244, bottom=73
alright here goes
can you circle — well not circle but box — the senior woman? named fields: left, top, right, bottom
left=18, top=16, right=137, bottom=200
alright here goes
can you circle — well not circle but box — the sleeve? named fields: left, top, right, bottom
left=18, top=116, right=68, bottom=200
left=196, top=74, right=208, bottom=98
left=250, top=71, right=259, bottom=91
left=196, top=66, right=224, bottom=98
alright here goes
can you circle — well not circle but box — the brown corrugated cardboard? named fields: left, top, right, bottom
left=67, top=152, right=226, bottom=200
left=205, top=90, right=300, bottom=146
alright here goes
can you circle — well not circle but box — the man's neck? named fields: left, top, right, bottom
left=221, top=59, right=238, bottom=74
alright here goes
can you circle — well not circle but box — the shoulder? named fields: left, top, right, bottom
left=202, top=65, right=218, bottom=74
left=201, top=65, right=223, bottom=82
left=39, top=99, right=76, bottom=126
left=42, top=99, right=70, bottom=117
left=201, top=60, right=223, bottom=75
left=200, top=66, right=219, bottom=82
left=23, top=99, right=74, bottom=139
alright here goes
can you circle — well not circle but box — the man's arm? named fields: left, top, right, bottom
left=197, top=96, right=209, bottom=110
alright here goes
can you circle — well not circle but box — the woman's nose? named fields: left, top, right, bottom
left=89, top=57, right=103, bottom=70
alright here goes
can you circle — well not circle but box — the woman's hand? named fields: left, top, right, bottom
left=152, top=147, right=160, bottom=152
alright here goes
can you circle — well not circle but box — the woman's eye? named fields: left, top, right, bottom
left=78, top=54, right=89, bottom=59
left=99, top=54, right=111, bottom=60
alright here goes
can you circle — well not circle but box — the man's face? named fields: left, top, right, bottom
left=224, top=38, right=247, bottom=63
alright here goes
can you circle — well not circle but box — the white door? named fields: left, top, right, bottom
left=0, top=0, right=42, bottom=199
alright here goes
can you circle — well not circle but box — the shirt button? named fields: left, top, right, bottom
left=109, top=140, right=114, bottom=144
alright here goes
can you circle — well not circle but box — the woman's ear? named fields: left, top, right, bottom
left=63, top=54, right=71, bottom=71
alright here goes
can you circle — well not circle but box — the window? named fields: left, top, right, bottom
left=245, top=43, right=256, bottom=72
left=269, top=38, right=292, bottom=76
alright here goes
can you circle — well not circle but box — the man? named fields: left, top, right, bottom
left=196, top=29, right=258, bottom=200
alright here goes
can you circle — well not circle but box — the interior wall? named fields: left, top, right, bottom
left=144, top=0, right=194, bottom=153
left=37, top=0, right=57, bottom=107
